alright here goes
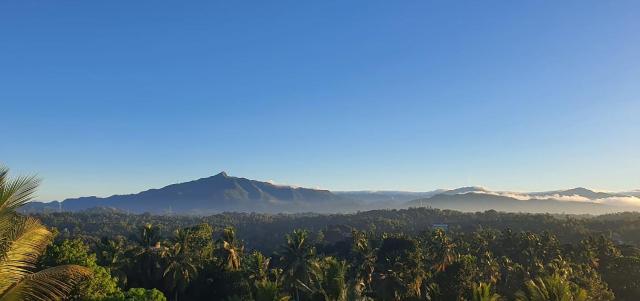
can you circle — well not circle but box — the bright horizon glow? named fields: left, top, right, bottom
left=1, top=1, right=639, bottom=200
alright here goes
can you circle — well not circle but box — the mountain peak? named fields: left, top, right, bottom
left=215, top=171, right=229, bottom=178
left=442, top=186, right=488, bottom=195
left=532, top=187, right=616, bottom=200
left=566, top=187, right=592, bottom=193
left=29, top=172, right=357, bottom=214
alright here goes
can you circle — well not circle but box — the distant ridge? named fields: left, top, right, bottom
left=406, top=186, right=640, bottom=215
left=406, top=192, right=615, bottom=215
left=440, top=186, right=489, bottom=195
left=530, top=187, right=620, bottom=200
left=22, top=172, right=360, bottom=214
left=21, top=175, right=640, bottom=215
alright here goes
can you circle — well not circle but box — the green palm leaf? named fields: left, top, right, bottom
left=0, top=167, right=40, bottom=213
left=0, top=216, right=52, bottom=293
left=0, top=265, right=91, bottom=301
left=0, top=165, right=92, bottom=301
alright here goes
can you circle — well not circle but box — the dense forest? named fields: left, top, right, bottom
left=4, top=165, right=640, bottom=301
left=27, top=208, right=640, bottom=301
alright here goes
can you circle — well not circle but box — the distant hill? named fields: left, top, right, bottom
left=406, top=191, right=626, bottom=215
left=22, top=172, right=360, bottom=214
left=530, top=187, right=621, bottom=200
left=440, top=186, right=489, bottom=195
left=621, top=190, right=640, bottom=197
left=22, top=174, right=640, bottom=215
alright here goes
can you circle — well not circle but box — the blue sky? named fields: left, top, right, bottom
left=1, top=1, right=639, bottom=200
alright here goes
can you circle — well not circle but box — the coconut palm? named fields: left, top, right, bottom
left=140, top=223, right=160, bottom=248
left=279, top=229, right=316, bottom=301
left=426, top=229, right=456, bottom=273
left=471, top=282, right=501, bottom=301
left=0, top=166, right=91, bottom=300
left=163, top=229, right=198, bottom=301
left=218, top=227, right=243, bottom=271
left=97, top=236, right=129, bottom=287
left=131, top=223, right=164, bottom=288
left=313, top=257, right=348, bottom=301
left=351, top=231, right=376, bottom=292
left=515, top=274, right=587, bottom=301
left=248, top=251, right=271, bottom=284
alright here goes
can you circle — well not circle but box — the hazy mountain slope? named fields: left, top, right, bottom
left=22, top=175, right=640, bottom=215
left=407, top=192, right=620, bottom=215
left=440, top=186, right=489, bottom=195
left=621, top=190, right=640, bottom=197
left=23, top=172, right=359, bottom=214
left=530, top=187, right=621, bottom=200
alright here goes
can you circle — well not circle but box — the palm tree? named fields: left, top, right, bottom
left=246, top=251, right=292, bottom=300
left=140, top=223, right=160, bottom=248
left=248, top=251, right=271, bottom=284
left=471, top=282, right=500, bottom=301
left=98, top=236, right=129, bottom=286
left=218, top=227, right=243, bottom=271
left=0, top=166, right=91, bottom=300
left=163, top=229, right=198, bottom=301
left=132, top=223, right=163, bottom=288
left=515, top=274, right=587, bottom=301
left=313, top=257, right=348, bottom=301
left=279, top=229, right=316, bottom=301
left=351, top=231, right=376, bottom=292
left=426, top=229, right=455, bottom=273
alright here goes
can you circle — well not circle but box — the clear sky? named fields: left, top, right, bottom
left=1, top=1, right=639, bottom=200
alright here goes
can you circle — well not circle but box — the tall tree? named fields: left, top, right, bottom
left=130, top=223, right=164, bottom=289
left=351, top=230, right=376, bottom=293
left=218, top=227, right=243, bottom=271
left=163, top=229, right=198, bottom=301
left=279, top=229, right=316, bottom=301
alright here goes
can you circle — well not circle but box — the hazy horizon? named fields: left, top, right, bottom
left=28, top=170, right=639, bottom=202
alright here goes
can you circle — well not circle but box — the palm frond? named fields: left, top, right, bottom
left=0, top=166, right=40, bottom=214
left=0, top=265, right=91, bottom=301
left=0, top=217, right=52, bottom=293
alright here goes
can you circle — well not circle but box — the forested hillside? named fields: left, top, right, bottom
left=29, top=208, right=640, bottom=300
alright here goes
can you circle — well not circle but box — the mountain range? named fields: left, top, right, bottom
left=21, top=172, right=640, bottom=215
left=22, top=172, right=359, bottom=214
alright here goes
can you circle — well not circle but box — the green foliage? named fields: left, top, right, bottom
left=515, top=274, right=587, bottom=301
left=602, top=256, right=640, bottom=301
left=104, top=288, right=167, bottom=301
left=40, top=238, right=122, bottom=300
left=123, top=288, right=167, bottom=301
left=254, top=281, right=290, bottom=301
left=40, top=238, right=96, bottom=267
left=471, top=282, right=500, bottom=301
left=432, top=255, right=478, bottom=301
